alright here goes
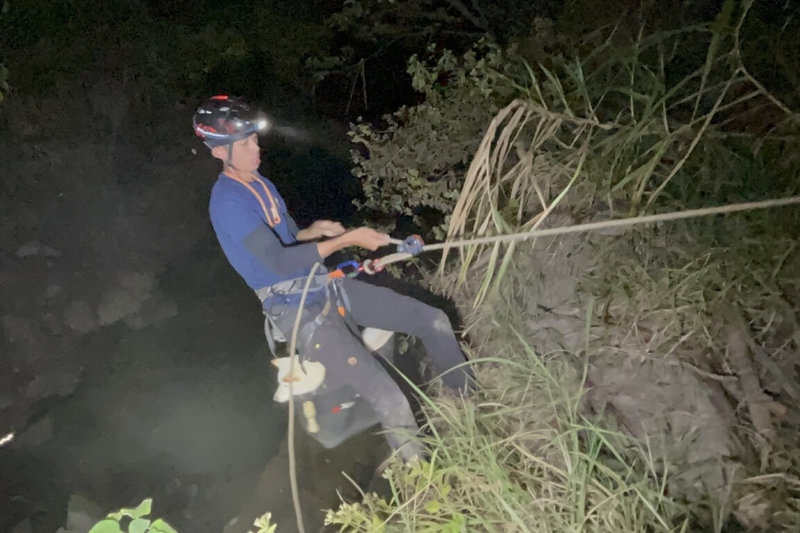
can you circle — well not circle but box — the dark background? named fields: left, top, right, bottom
left=0, top=1, right=797, bottom=531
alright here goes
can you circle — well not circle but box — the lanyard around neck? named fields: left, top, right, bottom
left=224, top=173, right=282, bottom=227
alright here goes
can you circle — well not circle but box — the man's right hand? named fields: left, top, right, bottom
left=316, top=226, right=390, bottom=258
left=346, top=227, right=390, bottom=251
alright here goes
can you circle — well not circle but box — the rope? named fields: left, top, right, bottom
left=285, top=262, right=323, bottom=533
left=374, top=196, right=800, bottom=270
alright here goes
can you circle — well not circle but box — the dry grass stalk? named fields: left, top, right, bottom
left=724, top=311, right=777, bottom=464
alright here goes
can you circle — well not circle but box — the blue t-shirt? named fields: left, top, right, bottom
left=208, top=172, right=323, bottom=295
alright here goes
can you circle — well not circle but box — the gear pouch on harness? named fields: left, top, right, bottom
left=261, top=276, right=393, bottom=448
left=293, top=387, right=380, bottom=449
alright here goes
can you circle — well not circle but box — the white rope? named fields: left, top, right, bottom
left=285, top=262, right=323, bottom=533
left=376, top=196, right=800, bottom=269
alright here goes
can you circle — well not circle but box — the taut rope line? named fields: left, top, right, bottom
left=377, top=196, right=800, bottom=270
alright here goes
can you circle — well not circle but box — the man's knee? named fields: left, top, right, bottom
left=372, top=384, right=414, bottom=422
left=414, top=306, right=454, bottom=337
left=430, top=308, right=453, bottom=333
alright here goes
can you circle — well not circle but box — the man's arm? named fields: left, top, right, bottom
left=243, top=223, right=389, bottom=274
left=316, top=227, right=389, bottom=258
left=294, top=220, right=389, bottom=258
left=243, top=225, right=323, bottom=275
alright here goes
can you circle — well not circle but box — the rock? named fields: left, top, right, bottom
left=15, top=240, right=62, bottom=258
left=42, top=312, right=64, bottom=335
left=25, top=371, right=80, bottom=400
left=0, top=373, right=19, bottom=410
left=96, top=271, right=155, bottom=326
left=15, top=240, right=44, bottom=257
left=46, top=284, right=63, bottom=299
left=122, top=291, right=178, bottom=330
left=2, top=315, right=38, bottom=347
left=55, top=494, right=105, bottom=533
left=586, top=352, right=736, bottom=501
left=64, top=300, right=96, bottom=334
left=11, top=519, right=33, bottom=533
left=15, top=414, right=54, bottom=447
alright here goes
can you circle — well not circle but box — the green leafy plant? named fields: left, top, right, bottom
left=88, top=499, right=177, bottom=533
left=248, top=512, right=278, bottom=533
left=331, top=1, right=800, bottom=531
left=349, top=39, right=520, bottom=237
left=88, top=503, right=279, bottom=533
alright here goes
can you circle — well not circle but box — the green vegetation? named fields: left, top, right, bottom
left=90, top=502, right=277, bottom=533
left=88, top=499, right=178, bottom=533
left=328, top=0, right=800, bottom=531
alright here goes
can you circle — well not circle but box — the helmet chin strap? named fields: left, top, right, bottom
left=226, top=141, right=234, bottom=169
left=224, top=142, right=247, bottom=176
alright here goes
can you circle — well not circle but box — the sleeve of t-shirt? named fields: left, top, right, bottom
left=212, top=197, right=322, bottom=275
left=285, top=213, right=301, bottom=237
left=243, top=224, right=322, bottom=275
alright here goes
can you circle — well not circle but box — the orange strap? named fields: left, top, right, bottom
left=224, top=173, right=282, bottom=227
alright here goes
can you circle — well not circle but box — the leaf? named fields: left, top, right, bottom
left=253, top=512, right=277, bottom=533
left=370, top=514, right=386, bottom=532
left=109, top=498, right=152, bottom=521
left=88, top=520, right=124, bottom=533
left=424, top=499, right=441, bottom=513
left=149, top=518, right=180, bottom=533
left=129, top=518, right=151, bottom=533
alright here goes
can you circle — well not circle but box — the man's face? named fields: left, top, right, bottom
left=212, top=133, right=261, bottom=172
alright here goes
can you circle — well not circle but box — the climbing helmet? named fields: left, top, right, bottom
left=192, top=95, right=269, bottom=148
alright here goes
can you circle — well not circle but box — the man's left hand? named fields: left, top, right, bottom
left=300, top=220, right=346, bottom=241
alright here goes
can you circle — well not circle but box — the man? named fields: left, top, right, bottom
left=193, top=95, right=472, bottom=461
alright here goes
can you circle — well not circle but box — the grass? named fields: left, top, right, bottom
left=328, top=1, right=800, bottom=531
left=327, top=331, right=687, bottom=532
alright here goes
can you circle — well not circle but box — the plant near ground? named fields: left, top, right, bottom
left=88, top=499, right=177, bottom=533
left=89, top=502, right=278, bottom=533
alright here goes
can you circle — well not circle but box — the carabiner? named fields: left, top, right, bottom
left=333, top=260, right=362, bottom=278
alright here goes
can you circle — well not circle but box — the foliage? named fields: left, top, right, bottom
left=348, top=0, right=799, bottom=242
left=306, top=0, right=559, bottom=120
left=349, top=39, right=521, bottom=236
left=88, top=499, right=178, bottom=533
left=88, top=503, right=278, bottom=533
left=248, top=512, right=278, bottom=533
left=305, top=0, right=475, bottom=119
left=331, top=0, right=800, bottom=531
left=327, top=336, right=686, bottom=532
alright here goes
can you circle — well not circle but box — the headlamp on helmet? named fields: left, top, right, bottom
left=192, top=95, right=270, bottom=148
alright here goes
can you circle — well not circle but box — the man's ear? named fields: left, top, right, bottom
left=210, top=145, right=228, bottom=161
